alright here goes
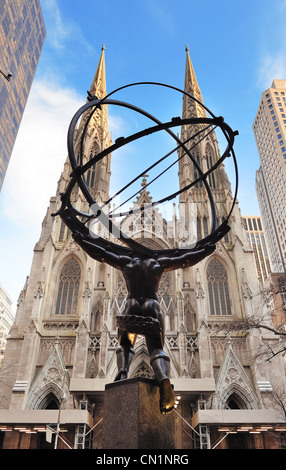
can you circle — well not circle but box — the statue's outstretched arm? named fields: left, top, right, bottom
left=72, top=232, right=130, bottom=269
left=159, top=244, right=215, bottom=272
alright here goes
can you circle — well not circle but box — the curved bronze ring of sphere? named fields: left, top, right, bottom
left=56, top=82, right=238, bottom=258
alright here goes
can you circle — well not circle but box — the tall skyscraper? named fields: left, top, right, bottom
left=0, top=0, right=46, bottom=190
left=253, top=80, right=286, bottom=272
left=0, top=49, right=285, bottom=450
left=242, top=216, right=272, bottom=283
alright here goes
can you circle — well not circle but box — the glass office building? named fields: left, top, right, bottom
left=0, top=0, right=46, bottom=190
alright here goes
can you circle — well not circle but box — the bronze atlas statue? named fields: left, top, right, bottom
left=54, top=82, right=238, bottom=414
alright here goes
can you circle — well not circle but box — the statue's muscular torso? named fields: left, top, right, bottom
left=122, top=257, right=163, bottom=302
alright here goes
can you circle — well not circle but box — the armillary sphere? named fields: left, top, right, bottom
left=55, top=82, right=238, bottom=258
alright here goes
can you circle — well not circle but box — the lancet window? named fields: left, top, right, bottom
left=193, top=152, right=203, bottom=188
left=85, top=144, right=101, bottom=189
left=86, top=152, right=97, bottom=188
left=58, top=220, right=70, bottom=242
left=197, top=216, right=209, bottom=240
left=197, top=217, right=202, bottom=240
left=55, top=258, right=81, bottom=315
left=205, top=143, right=216, bottom=188
left=222, top=216, right=230, bottom=243
left=203, top=216, right=208, bottom=237
left=207, top=259, right=232, bottom=316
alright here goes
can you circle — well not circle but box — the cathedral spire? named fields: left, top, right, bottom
left=84, top=45, right=111, bottom=201
left=89, top=44, right=107, bottom=100
left=59, top=46, right=111, bottom=201
left=184, top=45, right=202, bottom=101
left=183, top=46, right=206, bottom=120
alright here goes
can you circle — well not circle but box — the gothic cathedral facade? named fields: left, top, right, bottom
left=1, top=48, right=286, bottom=449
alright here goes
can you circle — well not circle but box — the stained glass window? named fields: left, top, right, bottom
left=55, top=258, right=81, bottom=315
left=207, top=259, right=231, bottom=315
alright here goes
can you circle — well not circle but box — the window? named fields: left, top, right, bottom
left=207, top=259, right=232, bottom=316
left=197, top=217, right=202, bottom=240
left=55, top=258, right=81, bottom=315
left=193, top=153, right=203, bottom=188
left=205, top=144, right=216, bottom=188
left=203, top=217, right=208, bottom=237
left=58, top=220, right=70, bottom=242
left=222, top=217, right=230, bottom=243
left=86, top=152, right=98, bottom=188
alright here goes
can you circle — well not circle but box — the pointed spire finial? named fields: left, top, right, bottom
left=183, top=44, right=205, bottom=118
left=141, top=174, right=149, bottom=187
left=89, top=46, right=107, bottom=100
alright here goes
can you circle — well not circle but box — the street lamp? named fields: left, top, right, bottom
left=0, top=69, right=12, bottom=81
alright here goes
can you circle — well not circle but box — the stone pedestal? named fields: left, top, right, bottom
left=101, top=377, right=175, bottom=449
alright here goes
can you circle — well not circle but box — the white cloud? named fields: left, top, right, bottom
left=257, top=52, right=286, bottom=91
left=41, top=0, right=95, bottom=54
left=0, top=79, right=84, bottom=307
left=256, top=0, right=286, bottom=91
left=42, top=0, right=70, bottom=49
left=1, top=79, right=83, bottom=229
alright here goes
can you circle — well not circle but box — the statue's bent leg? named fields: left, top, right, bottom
left=114, top=329, right=136, bottom=381
left=149, top=349, right=175, bottom=414
left=114, top=299, right=140, bottom=381
left=142, top=300, right=174, bottom=413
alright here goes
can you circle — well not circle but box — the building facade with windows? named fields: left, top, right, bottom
left=242, top=216, right=272, bottom=283
left=0, top=49, right=286, bottom=450
left=254, top=80, right=286, bottom=272
left=0, top=0, right=46, bottom=189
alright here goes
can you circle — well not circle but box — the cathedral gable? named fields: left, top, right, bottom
left=215, top=341, right=258, bottom=409
left=26, top=341, right=68, bottom=410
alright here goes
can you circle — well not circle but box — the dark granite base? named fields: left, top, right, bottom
left=101, top=377, right=175, bottom=449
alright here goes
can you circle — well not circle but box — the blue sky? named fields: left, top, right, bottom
left=1, top=0, right=286, bottom=309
